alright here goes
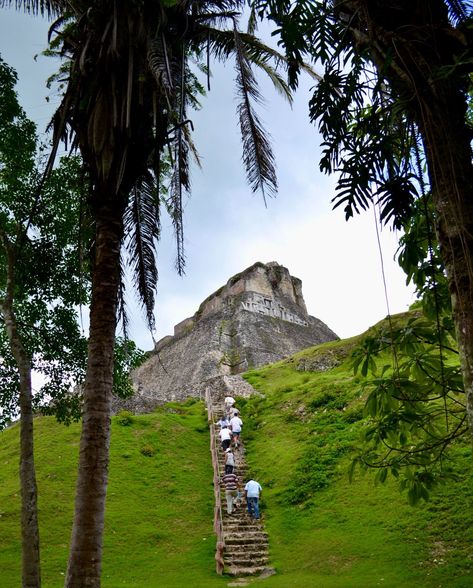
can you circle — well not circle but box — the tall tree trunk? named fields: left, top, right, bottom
left=65, top=209, right=123, bottom=588
left=420, top=91, right=473, bottom=447
left=1, top=241, right=41, bottom=588
left=344, top=0, right=473, bottom=446
left=17, top=343, right=41, bottom=588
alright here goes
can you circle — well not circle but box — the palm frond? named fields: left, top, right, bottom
left=124, top=174, right=160, bottom=332
left=194, top=9, right=241, bottom=29
left=168, top=165, right=186, bottom=276
left=148, top=34, right=173, bottom=109
left=168, top=131, right=188, bottom=276
left=233, top=24, right=277, bottom=200
left=446, top=0, right=473, bottom=23
left=250, top=56, right=294, bottom=105
left=0, top=0, right=66, bottom=16
left=196, top=24, right=320, bottom=96
left=197, top=26, right=283, bottom=65
left=161, top=41, right=193, bottom=275
left=117, top=255, right=130, bottom=340
left=247, top=5, right=258, bottom=35
left=182, top=120, right=202, bottom=168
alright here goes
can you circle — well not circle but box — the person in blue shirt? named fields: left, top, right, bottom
left=244, top=479, right=262, bottom=519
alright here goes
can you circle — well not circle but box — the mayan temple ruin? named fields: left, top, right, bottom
left=124, top=261, right=338, bottom=412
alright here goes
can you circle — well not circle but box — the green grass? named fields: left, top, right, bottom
left=238, top=331, right=473, bottom=587
left=0, top=400, right=230, bottom=588
left=2, top=314, right=473, bottom=587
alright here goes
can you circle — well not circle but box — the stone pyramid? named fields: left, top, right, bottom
left=125, top=261, right=337, bottom=412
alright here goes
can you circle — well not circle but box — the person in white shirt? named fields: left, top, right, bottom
left=219, top=426, right=232, bottom=451
left=224, top=448, right=235, bottom=474
left=244, top=479, right=262, bottom=519
left=229, top=412, right=243, bottom=447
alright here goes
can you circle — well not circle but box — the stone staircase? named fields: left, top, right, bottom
left=211, top=406, right=271, bottom=576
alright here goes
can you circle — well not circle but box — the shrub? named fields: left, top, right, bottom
left=276, top=384, right=293, bottom=394
left=308, top=391, right=336, bottom=410
left=140, top=444, right=156, bottom=457
left=116, top=410, right=134, bottom=426
left=343, top=405, right=364, bottom=423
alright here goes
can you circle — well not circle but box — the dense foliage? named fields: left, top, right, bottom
left=0, top=55, right=89, bottom=429
left=251, top=0, right=473, bottom=497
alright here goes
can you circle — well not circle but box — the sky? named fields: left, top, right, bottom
left=0, top=8, right=415, bottom=352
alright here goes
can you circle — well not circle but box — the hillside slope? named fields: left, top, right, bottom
left=239, top=326, right=473, bottom=587
left=1, top=316, right=473, bottom=587
left=0, top=401, right=230, bottom=588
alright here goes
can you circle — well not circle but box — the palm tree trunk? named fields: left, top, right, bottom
left=1, top=243, right=41, bottom=588
left=65, top=209, right=123, bottom=588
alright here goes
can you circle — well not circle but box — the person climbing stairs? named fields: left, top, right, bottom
left=206, top=394, right=271, bottom=576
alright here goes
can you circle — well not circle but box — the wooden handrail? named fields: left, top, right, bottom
left=205, top=387, right=225, bottom=574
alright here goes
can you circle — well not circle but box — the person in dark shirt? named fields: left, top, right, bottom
left=221, top=471, right=240, bottom=514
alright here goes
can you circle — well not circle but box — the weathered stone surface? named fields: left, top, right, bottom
left=121, top=261, right=337, bottom=413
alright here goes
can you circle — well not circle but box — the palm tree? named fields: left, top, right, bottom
left=1, top=2, right=296, bottom=586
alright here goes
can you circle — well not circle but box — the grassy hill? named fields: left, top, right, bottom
left=239, top=321, right=473, bottom=587
left=1, top=315, right=473, bottom=587
left=0, top=402, right=229, bottom=588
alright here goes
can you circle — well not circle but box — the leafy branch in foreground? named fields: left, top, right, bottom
left=254, top=2, right=473, bottom=479
left=349, top=195, right=464, bottom=504
left=350, top=313, right=466, bottom=504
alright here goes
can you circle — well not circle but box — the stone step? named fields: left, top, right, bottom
left=224, top=547, right=269, bottom=558
left=225, top=547, right=269, bottom=556
left=225, top=536, right=269, bottom=547
left=223, top=512, right=260, bottom=519
left=223, top=518, right=263, bottom=525
left=224, top=528, right=265, bottom=536
left=225, top=565, right=268, bottom=577
left=224, top=533, right=268, bottom=547
left=224, top=531, right=268, bottom=539
left=224, top=545, right=269, bottom=555
left=224, top=535, right=268, bottom=545
left=223, top=514, right=262, bottom=531
left=225, top=543, right=269, bottom=553
left=223, top=525, right=264, bottom=533
left=217, top=452, right=246, bottom=458
left=224, top=555, right=270, bottom=567
left=225, top=557, right=270, bottom=569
